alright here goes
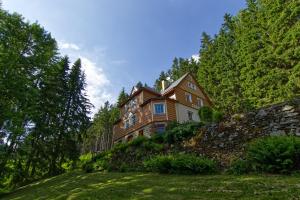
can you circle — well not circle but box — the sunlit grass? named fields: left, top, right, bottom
left=2, top=172, right=300, bottom=199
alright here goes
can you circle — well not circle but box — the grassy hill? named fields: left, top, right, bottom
left=2, top=171, right=300, bottom=200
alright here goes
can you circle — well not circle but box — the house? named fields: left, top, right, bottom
left=113, top=73, right=212, bottom=143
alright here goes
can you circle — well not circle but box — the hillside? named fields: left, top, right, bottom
left=2, top=171, right=300, bottom=200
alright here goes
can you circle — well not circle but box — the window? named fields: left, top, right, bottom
left=188, top=82, right=196, bottom=90
left=185, top=93, right=192, bottom=103
left=154, top=103, right=165, bottom=114
left=188, top=111, right=193, bottom=121
left=124, top=120, right=129, bottom=129
left=197, top=98, right=203, bottom=107
left=129, top=114, right=137, bottom=126
left=127, top=135, right=133, bottom=142
left=156, top=124, right=165, bottom=133
left=138, top=129, right=144, bottom=136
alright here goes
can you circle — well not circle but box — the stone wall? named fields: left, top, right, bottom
left=185, top=98, right=300, bottom=166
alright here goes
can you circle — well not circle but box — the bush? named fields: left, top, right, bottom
left=212, top=110, right=223, bottom=122
left=164, top=122, right=201, bottom=144
left=228, top=159, right=251, bottom=175
left=150, top=133, right=164, bottom=143
left=246, top=136, right=300, bottom=174
left=61, top=160, right=76, bottom=172
left=82, top=162, right=93, bottom=173
left=199, top=106, right=223, bottom=123
left=130, top=136, right=148, bottom=146
left=79, top=153, right=92, bottom=164
left=144, top=154, right=217, bottom=174
left=198, top=106, right=213, bottom=123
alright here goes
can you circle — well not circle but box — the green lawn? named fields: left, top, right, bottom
left=2, top=172, right=300, bottom=200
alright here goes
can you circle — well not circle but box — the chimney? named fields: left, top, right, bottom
left=161, top=80, right=167, bottom=91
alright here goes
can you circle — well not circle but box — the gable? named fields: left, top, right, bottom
left=176, top=74, right=212, bottom=105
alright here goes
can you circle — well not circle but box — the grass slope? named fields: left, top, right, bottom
left=2, top=172, right=300, bottom=200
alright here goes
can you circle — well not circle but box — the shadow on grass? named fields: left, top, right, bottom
left=2, top=172, right=300, bottom=200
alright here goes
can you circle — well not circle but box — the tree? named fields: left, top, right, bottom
left=154, top=71, right=170, bottom=91
left=0, top=9, right=92, bottom=186
left=83, top=101, right=119, bottom=153
left=135, top=81, right=143, bottom=88
left=117, top=87, right=129, bottom=107
left=197, top=0, right=300, bottom=113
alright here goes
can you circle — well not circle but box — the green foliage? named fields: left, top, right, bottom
left=198, top=107, right=223, bottom=123
left=228, top=159, right=251, bottom=175
left=82, top=163, right=94, bottom=173
left=88, top=137, right=164, bottom=172
left=0, top=8, right=91, bottom=188
left=149, top=133, right=164, bottom=143
left=144, top=154, right=217, bottom=174
left=117, top=88, right=129, bottom=107
left=82, top=101, right=119, bottom=153
left=79, top=153, right=93, bottom=164
left=198, top=106, right=213, bottom=123
left=198, top=1, right=300, bottom=113
left=246, top=136, right=300, bottom=174
left=212, top=110, right=224, bottom=123
left=61, top=160, right=76, bottom=172
left=164, top=122, right=201, bottom=144
left=154, top=57, right=199, bottom=91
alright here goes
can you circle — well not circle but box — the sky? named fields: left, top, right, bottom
left=2, top=0, right=246, bottom=114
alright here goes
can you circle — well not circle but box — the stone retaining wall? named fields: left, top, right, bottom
left=185, top=98, right=300, bottom=166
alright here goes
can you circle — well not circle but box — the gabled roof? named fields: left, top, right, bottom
left=119, top=86, right=161, bottom=108
left=161, top=73, right=189, bottom=95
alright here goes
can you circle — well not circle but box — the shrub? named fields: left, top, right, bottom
left=246, top=136, right=300, bottom=174
left=92, top=152, right=112, bottom=171
left=82, top=162, right=93, bottom=173
left=212, top=110, right=223, bottom=122
left=79, top=153, right=92, bottom=164
left=150, top=133, right=164, bottom=143
left=198, top=106, right=213, bottom=123
left=166, top=121, right=180, bottom=131
left=164, top=122, right=201, bottom=144
left=228, top=159, right=251, bottom=175
left=144, top=154, right=217, bottom=174
left=130, top=136, right=148, bottom=146
left=144, top=155, right=172, bottom=173
left=199, top=106, right=223, bottom=123
left=61, top=160, right=76, bottom=172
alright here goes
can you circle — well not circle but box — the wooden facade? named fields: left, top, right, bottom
left=113, top=73, right=212, bottom=143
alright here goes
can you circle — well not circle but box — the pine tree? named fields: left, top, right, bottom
left=117, top=87, right=129, bottom=107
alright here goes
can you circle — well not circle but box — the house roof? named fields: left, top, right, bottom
left=118, top=86, right=161, bottom=108
left=161, top=73, right=189, bottom=95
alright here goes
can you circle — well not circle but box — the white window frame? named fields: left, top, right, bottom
left=185, top=92, right=192, bottom=103
left=197, top=98, right=203, bottom=107
left=153, top=103, right=165, bottom=115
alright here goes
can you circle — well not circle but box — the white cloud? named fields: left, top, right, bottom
left=80, top=56, right=112, bottom=114
left=191, top=54, right=200, bottom=62
left=58, top=41, right=80, bottom=51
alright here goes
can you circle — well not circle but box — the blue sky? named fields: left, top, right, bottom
left=2, top=0, right=246, bottom=113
